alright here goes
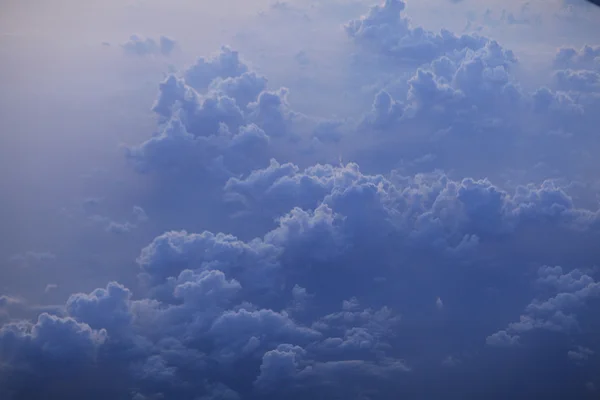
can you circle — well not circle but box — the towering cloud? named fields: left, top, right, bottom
left=346, top=0, right=489, bottom=64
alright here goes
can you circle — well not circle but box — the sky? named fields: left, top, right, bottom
left=1, top=0, right=600, bottom=399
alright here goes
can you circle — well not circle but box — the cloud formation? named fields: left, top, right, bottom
left=126, top=45, right=319, bottom=184
left=487, top=266, right=600, bottom=346
left=2, top=0, right=600, bottom=399
left=346, top=0, right=489, bottom=64
left=122, top=35, right=177, bottom=56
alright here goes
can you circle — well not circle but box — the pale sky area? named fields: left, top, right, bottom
left=1, top=0, right=600, bottom=399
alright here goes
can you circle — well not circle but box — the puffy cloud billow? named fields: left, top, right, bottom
left=346, top=0, right=489, bottom=64
left=125, top=46, right=319, bottom=182
left=3, top=1, right=600, bottom=399
left=354, top=34, right=600, bottom=183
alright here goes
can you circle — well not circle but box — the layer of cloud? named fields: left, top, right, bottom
left=2, top=0, right=600, bottom=399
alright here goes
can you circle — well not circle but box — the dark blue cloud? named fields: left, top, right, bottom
left=66, top=282, right=133, bottom=333
left=0, top=313, right=109, bottom=399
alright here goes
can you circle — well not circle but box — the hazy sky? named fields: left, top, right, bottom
left=1, top=1, right=600, bottom=399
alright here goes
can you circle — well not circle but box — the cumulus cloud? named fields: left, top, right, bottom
left=4, top=0, right=600, bottom=399
left=225, top=158, right=600, bottom=247
left=125, top=45, right=323, bottom=187
left=353, top=28, right=600, bottom=185
left=184, top=46, right=250, bottom=92
left=346, top=0, right=489, bottom=64
left=8, top=154, right=599, bottom=397
left=555, top=45, right=600, bottom=71
left=487, top=266, right=600, bottom=346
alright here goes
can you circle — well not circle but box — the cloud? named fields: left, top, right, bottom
left=0, top=216, right=408, bottom=398
left=225, top=159, right=599, bottom=248
left=441, top=355, right=460, bottom=367
left=477, top=5, right=542, bottom=28
left=362, top=38, right=520, bottom=133
left=555, top=45, right=600, bottom=71
left=66, top=282, right=133, bottom=333
left=486, top=329, right=521, bottom=347
left=136, top=229, right=281, bottom=291
left=0, top=312, right=108, bottom=399
left=126, top=46, right=320, bottom=185
left=487, top=266, right=600, bottom=346
left=184, top=46, right=250, bottom=92
left=8, top=152, right=597, bottom=396
left=294, top=50, right=310, bottom=66
left=254, top=343, right=306, bottom=389
left=4, top=0, right=600, bottom=399
left=87, top=206, right=149, bottom=234
left=9, top=251, right=56, bottom=268
left=346, top=0, right=489, bottom=64
left=122, top=35, right=178, bottom=56
left=568, top=345, right=594, bottom=362
left=0, top=295, right=25, bottom=323
left=436, top=297, right=444, bottom=310
left=44, top=284, right=58, bottom=294
left=353, top=32, right=600, bottom=184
